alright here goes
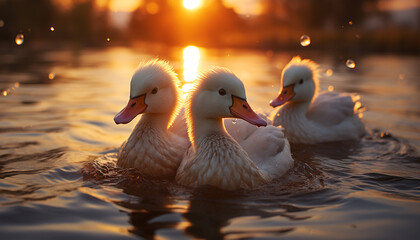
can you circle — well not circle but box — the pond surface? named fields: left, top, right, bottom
left=0, top=45, right=419, bottom=239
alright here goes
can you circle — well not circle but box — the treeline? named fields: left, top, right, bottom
left=0, top=0, right=418, bottom=53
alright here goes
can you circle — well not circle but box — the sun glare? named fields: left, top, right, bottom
left=183, top=0, right=201, bottom=10
left=182, top=46, right=200, bottom=95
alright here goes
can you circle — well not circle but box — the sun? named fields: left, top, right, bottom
left=183, top=0, right=201, bottom=10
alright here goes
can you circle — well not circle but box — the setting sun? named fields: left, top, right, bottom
left=183, top=0, right=201, bottom=10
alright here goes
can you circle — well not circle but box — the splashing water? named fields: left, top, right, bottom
left=346, top=59, right=356, bottom=69
left=300, top=35, right=311, bottom=47
left=15, top=33, right=24, bottom=45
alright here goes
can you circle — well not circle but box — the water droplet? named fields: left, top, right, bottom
left=2, top=90, right=7, bottom=96
left=276, top=113, right=280, bottom=117
left=48, top=72, right=55, bottom=80
left=0, top=20, right=4, bottom=28
left=328, top=85, right=334, bottom=92
left=106, top=37, right=110, bottom=42
left=50, top=26, right=55, bottom=32
left=232, top=119, right=237, bottom=124
left=15, top=33, right=24, bottom=45
left=300, top=35, right=311, bottom=47
left=346, top=59, right=356, bottom=69
left=325, top=69, right=333, bottom=76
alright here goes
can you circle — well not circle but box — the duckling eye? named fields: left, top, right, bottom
left=299, top=79, right=304, bottom=84
left=218, top=88, right=226, bottom=96
left=151, top=87, right=158, bottom=94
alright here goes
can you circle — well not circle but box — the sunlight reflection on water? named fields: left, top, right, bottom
left=183, top=45, right=200, bottom=83
left=182, top=46, right=201, bottom=98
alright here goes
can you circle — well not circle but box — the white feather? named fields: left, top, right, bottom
left=271, top=57, right=366, bottom=144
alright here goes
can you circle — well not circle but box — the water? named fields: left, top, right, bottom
left=0, top=45, right=419, bottom=239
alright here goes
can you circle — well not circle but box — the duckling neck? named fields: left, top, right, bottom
left=288, top=101, right=311, bottom=117
left=191, top=117, right=227, bottom=150
left=139, top=112, right=172, bottom=131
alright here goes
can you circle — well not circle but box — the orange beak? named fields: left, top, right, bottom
left=270, top=84, right=295, bottom=107
left=114, top=94, right=147, bottom=124
left=230, top=96, right=267, bottom=127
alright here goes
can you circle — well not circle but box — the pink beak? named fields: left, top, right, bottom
left=270, top=84, right=295, bottom=107
left=230, top=96, right=267, bottom=127
left=114, top=95, right=147, bottom=124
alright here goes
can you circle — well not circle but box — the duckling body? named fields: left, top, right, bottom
left=176, top=68, right=293, bottom=190
left=271, top=57, right=365, bottom=144
left=115, top=59, right=188, bottom=178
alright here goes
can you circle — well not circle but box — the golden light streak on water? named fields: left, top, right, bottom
left=182, top=46, right=201, bottom=98
left=182, top=83, right=195, bottom=93
left=183, top=46, right=200, bottom=83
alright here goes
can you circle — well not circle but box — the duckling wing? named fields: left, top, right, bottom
left=307, top=91, right=359, bottom=126
left=225, top=119, right=293, bottom=179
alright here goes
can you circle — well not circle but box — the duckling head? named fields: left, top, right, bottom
left=187, top=67, right=267, bottom=127
left=270, top=56, right=320, bottom=107
left=114, top=59, right=181, bottom=125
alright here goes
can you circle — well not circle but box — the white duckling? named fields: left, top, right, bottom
left=176, top=68, right=294, bottom=190
left=270, top=56, right=366, bottom=144
left=114, top=59, right=189, bottom=179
